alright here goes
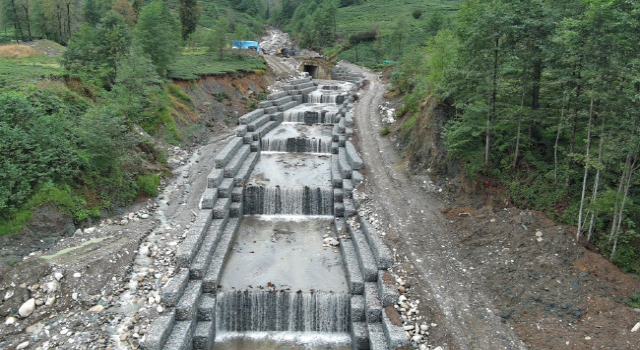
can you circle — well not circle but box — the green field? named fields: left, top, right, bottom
left=334, top=0, right=461, bottom=65
left=167, top=51, right=266, bottom=80
left=0, top=55, right=60, bottom=91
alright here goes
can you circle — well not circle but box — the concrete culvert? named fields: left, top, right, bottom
left=304, top=64, right=319, bottom=78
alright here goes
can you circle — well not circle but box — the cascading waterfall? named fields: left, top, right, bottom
left=302, top=92, right=346, bottom=104
left=261, top=137, right=332, bottom=154
left=216, top=291, right=351, bottom=333
left=284, top=110, right=340, bottom=124
left=318, top=85, right=340, bottom=91
left=244, top=186, right=334, bottom=215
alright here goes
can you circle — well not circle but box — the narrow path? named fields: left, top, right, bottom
left=346, top=63, right=526, bottom=350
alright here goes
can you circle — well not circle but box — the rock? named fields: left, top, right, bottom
left=4, top=290, right=14, bottom=300
left=5, top=316, right=16, bottom=325
left=18, top=299, right=36, bottom=318
left=434, top=347, right=444, bottom=350
left=30, top=283, right=39, bottom=291
left=44, top=281, right=58, bottom=293
left=74, top=229, right=83, bottom=236
left=420, top=324, right=429, bottom=331
left=632, top=322, right=640, bottom=332
left=72, top=293, right=78, bottom=300
left=419, top=345, right=428, bottom=350
left=398, top=286, right=406, bottom=294
left=536, top=237, right=544, bottom=243
left=16, top=341, right=29, bottom=350
left=35, top=299, right=44, bottom=306
left=26, top=322, right=44, bottom=334
left=535, top=230, right=543, bottom=237
left=45, top=296, right=56, bottom=306
left=73, top=272, right=82, bottom=278
left=412, top=334, right=423, bottom=342
left=404, top=325, right=415, bottom=331
left=120, top=334, right=128, bottom=341
left=139, top=245, right=150, bottom=257
left=120, top=219, right=128, bottom=225
left=140, top=214, right=149, bottom=219
left=399, top=295, right=407, bottom=302
left=54, top=272, right=64, bottom=281
left=89, top=305, right=104, bottom=312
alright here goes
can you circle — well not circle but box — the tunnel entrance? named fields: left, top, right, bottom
left=304, top=64, right=319, bottom=78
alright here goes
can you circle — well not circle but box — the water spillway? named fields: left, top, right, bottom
left=216, top=292, right=350, bottom=332
left=144, top=71, right=408, bottom=350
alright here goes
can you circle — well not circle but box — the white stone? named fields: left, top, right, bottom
left=434, top=347, right=444, bottom=350
left=140, top=214, right=149, bottom=219
left=54, top=272, right=64, bottom=281
left=412, top=335, right=423, bottom=342
left=72, top=293, right=78, bottom=300
left=18, top=299, right=36, bottom=318
left=420, top=324, right=429, bottom=331
left=16, top=341, right=29, bottom=350
left=4, top=290, right=14, bottom=300
left=89, top=305, right=104, bottom=312
left=73, top=272, right=81, bottom=278
left=632, top=322, right=640, bottom=332
left=44, top=281, right=58, bottom=293
left=535, top=230, right=543, bottom=237
left=5, top=316, right=16, bottom=325
left=403, top=325, right=415, bottom=331
left=398, top=295, right=407, bottom=302
left=45, top=296, right=56, bottom=306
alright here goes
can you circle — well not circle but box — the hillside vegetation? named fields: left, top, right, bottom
left=0, top=0, right=268, bottom=236
left=388, top=0, right=640, bottom=274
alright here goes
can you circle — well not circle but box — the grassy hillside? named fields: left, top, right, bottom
left=335, top=0, right=460, bottom=66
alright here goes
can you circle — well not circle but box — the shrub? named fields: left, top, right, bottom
left=136, top=174, right=161, bottom=197
left=412, top=9, right=423, bottom=19
left=349, top=29, right=378, bottom=45
left=380, top=126, right=390, bottom=136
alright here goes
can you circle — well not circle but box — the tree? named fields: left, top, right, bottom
left=61, top=11, right=132, bottom=88
left=206, top=17, right=229, bottom=60
left=112, top=0, right=136, bottom=27
left=178, top=0, right=200, bottom=40
left=83, top=0, right=100, bottom=26
left=135, top=0, right=181, bottom=74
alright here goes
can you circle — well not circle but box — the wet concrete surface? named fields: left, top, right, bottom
left=218, top=216, right=348, bottom=293
left=214, top=332, right=351, bottom=350
left=247, top=153, right=332, bottom=188
left=264, top=123, right=333, bottom=140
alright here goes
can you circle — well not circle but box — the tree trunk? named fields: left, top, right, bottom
left=611, top=155, right=638, bottom=259
left=22, top=5, right=31, bottom=40
left=608, top=159, right=628, bottom=242
left=554, top=96, right=567, bottom=184
left=586, top=112, right=607, bottom=242
left=10, top=0, right=24, bottom=42
left=577, top=94, right=594, bottom=239
left=66, top=2, right=71, bottom=42
left=513, top=77, right=526, bottom=170
left=487, top=36, right=499, bottom=168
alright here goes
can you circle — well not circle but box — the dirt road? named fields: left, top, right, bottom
left=345, top=62, right=526, bottom=350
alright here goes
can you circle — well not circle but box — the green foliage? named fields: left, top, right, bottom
left=178, top=0, right=201, bottom=40
left=61, top=12, right=133, bottom=88
left=135, top=0, right=182, bottom=74
left=0, top=54, right=60, bottom=92
left=214, top=91, right=230, bottom=102
left=206, top=17, right=230, bottom=60
left=379, top=125, right=390, bottom=136
left=167, top=51, right=265, bottom=80
left=167, top=84, right=192, bottom=104
left=626, top=289, right=640, bottom=308
left=136, top=173, right=160, bottom=196
left=412, top=9, right=423, bottom=19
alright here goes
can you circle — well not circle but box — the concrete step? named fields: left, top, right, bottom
left=175, top=280, right=203, bottom=321
left=202, top=218, right=240, bottom=293
left=224, top=144, right=251, bottom=178
left=349, top=226, right=379, bottom=282
left=189, top=217, right=228, bottom=280
left=193, top=320, right=215, bottom=350
left=175, top=210, right=213, bottom=268
left=364, top=282, right=383, bottom=324
left=367, top=323, right=388, bottom=350
left=163, top=318, right=196, bottom=350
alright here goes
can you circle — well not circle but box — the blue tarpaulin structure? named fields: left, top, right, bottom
left=232, top=40, right=260, bottom=52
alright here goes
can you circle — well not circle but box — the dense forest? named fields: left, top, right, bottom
left=1, top=0, right=638, bottom=274
left=388, top=0, right=640, bottom=274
